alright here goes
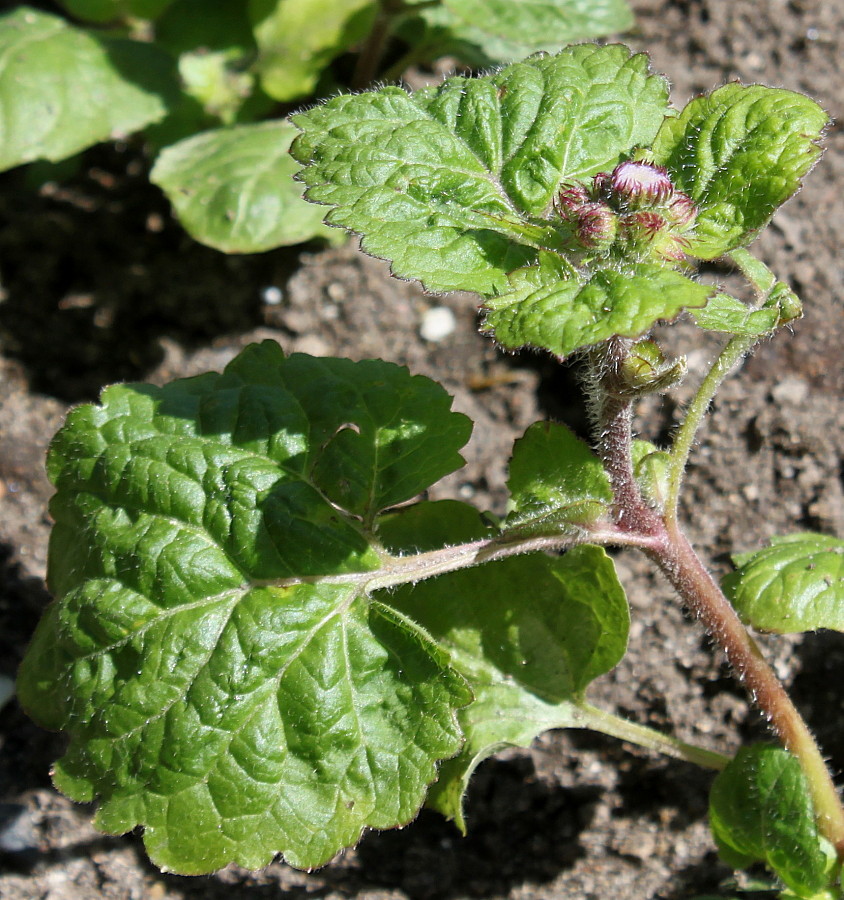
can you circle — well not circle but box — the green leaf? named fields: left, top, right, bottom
left=0, top=7, right=179, bottom=172
left=291, top=43, right=669, bottom=294
left=504, top=420, right=612, bottom=536
left=17, top=342, right=474, bottom=873
left=377, top=500, right=629, bottom=828
left=632, top=440, right=670, bottom=510
left=401, top=0, right=634, bottom=67
left=55, top=0, right=175, bottom=22
left=151, top=122, right=335, bottom=253
left=691, top=292, right=781, bottom=336
left=482, top=256, right=713, bottom=358
left=154, top=0, right=259, bottom=124
left=249, top=0, right=378, bottom=102
left=722, top=533, right=844, bottom=634
left=652, top=83, right=829, bottom=259
left=709, top=745, right=836, bottom=896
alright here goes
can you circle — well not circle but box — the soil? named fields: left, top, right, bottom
left=1, top=1, right=843, bottom=898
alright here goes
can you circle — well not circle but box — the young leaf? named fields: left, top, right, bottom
left=632, top=440, right=671, bottom=511
left=151, top=122, right=335, bottom=253
left=291, top=43, right=670, bottom=294
left=691, top=292, right=781, bottom=336
left=377, top=500, right=629, bottom=828
left=17, top=342, right=475, bottom=874
left=0, top=8, right=179, bottom=172
left=249, top=0, right=377, bottom=102
left=482, top=256, right=713, bottom=359
left=397, top=0, right=635, bottom=67
left=722, top=533, right=844, bottom=634
left=504, top=420, right=612, bottom=535
left=709, top=745, right=837, bottom=896
left=651, top=84, right=829, bottom=259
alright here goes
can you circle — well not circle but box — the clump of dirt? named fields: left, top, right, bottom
left=2, top=2, right=843, bottom=898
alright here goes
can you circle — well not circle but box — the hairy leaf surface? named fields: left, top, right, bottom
left=18, top=342, right=474, bottom=873
left=291, top=44, right=669, bottom=294
left=651, top=83, right=829, bottom=259
left=691, top=293, right=781, bottom=336
left=722, top=533, right=844, bottom=634
left=151, top=122, right=332, bottom=252
left=378, top=500, right=629, bottom=828
left=483, top=256, right=712, bottom=358
left=709, top=745, right=836, bottom=895
left=0, top=8, right=178, bottom=171
left=504, top=421, right=612, bottom=535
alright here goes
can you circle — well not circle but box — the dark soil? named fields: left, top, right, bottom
left=1, top=1, right=843, bottom=898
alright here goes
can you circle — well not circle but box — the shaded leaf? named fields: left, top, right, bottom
left=722, top=533, right=844, bottom=634
left=249, top=0, right=377, bottom=102
left=151, top=122, right=335, bottom=253
left=378, top=500, right=629, bottom=828
left=709, top=745, right=836, bottom=896
left=504, top=420, right=612, bottom=536
left=0, top=7, right=178, bottom=172
left=18, top=342, right=474, bottom=873
left=292, top=44, right=669, bottom=294
left=55, top=0, right=174, bottom=22
left=651, top=84, right=829, bottom=259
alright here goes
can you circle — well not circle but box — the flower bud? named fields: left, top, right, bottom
left=666, top=191, right=698, bottom=228
left=609, top=161, right=675, bottom=206
left=620, top=340, right=687, bottom=395
left=574, top=202, right=618, bottom=250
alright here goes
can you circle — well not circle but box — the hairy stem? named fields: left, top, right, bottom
left=665, top=249, right=783, bottom=526
left=649, top=524, right=844, bottom=855
left=590, top=338, right=662, bottom=536
left=575, top=701, right=730, bottom=771
left=664, top=331, right=758, bottom=525
left=591, top=337, right=844, bottom=856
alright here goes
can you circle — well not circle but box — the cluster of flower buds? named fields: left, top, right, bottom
left=554, top=160, right=698, bottom=264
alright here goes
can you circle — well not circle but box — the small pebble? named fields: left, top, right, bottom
left=261, top=285, right=284, bottom=306
left=420, top=306, right=456, bottom=342
left=0, top=803, right=38, bottom=855
left=771, top=376, right=809, bottom=406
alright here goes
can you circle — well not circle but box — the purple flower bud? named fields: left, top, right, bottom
left=666, top=191, right=697, bottom=227
left=575, top=202, right=617, bottom=249
left=554, top=183, right=592, bottom=218
left=610, top=161, right=675, bottom=205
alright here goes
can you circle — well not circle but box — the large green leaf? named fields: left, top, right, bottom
left=291, top=43, right=669, bottom=294
left=18, top=342, right=474, bottom=873
left=0, top=7, right=178, bottom=172
left=709, top=745, right=836, bottom=896
left=151, top=122, right=334, bottom=253
left=378, top=500, right=629, bottom=828
left=249, top=0, right=377, bottom=102
left=400, top=0, right=634, bottom=67
left=651, top=84, right=829, bottom=259
left=482, top=255, right=713, bottom=358
left=504, top=420, right=612, bottom=536
left=722, top=533, right=844, bottom=634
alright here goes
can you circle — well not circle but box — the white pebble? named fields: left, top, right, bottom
left=261, top=285, right=283, bottom=305
left=420, top=306, right=456, bottom=342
